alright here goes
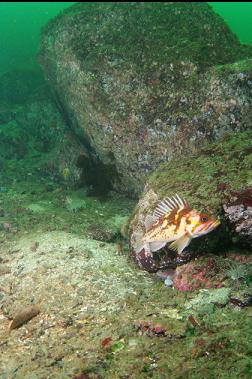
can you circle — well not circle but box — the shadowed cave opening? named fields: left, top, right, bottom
left=75, top=152, right=120, bottom=197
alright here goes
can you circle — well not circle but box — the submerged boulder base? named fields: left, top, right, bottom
left=0, top=69, right=106, bottom=191
left=0, top=71, right=86, bottom=187
left=39, top=2, right=252, bottom=196
left=129, top=131, right=252, bottom=272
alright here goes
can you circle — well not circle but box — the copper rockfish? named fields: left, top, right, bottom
left=135, top=194, right=220, bottom=256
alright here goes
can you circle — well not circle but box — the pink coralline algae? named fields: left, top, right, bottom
left=135, top=320, right=167, bottom=337
left=173, top=258, right=225, bottom=291
left=227, top=253, right=252, bottom=264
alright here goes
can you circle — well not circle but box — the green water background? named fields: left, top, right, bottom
left=0, top=2, right=252, bottom=74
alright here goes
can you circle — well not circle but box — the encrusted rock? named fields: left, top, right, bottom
left=0, top=71, right=88, bottom=186
left=129, top=132, right=252, bottom=271
left=223, top=189, right=252, bottom=244
left=173, top=257, right=226, bottom=291
left=39, top=2, right=252, bottom=196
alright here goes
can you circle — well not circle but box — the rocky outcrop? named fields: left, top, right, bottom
left=223, top=189, right=252, bottom=246
left=129, top=131, right=252, bottom=272
left=39, top=2, right=252, bottom=196
left=0, top=70, right=85, bottom=186
left=0, top=68, right=120, bottom=194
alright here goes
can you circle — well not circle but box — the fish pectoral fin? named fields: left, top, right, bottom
left=134, top=231, right=144, bottom=254
left=149, top=241, right=167, bottom=253
left=134, top=231, right=153, bottom=257
left=168, top=233, right=191, bottom=254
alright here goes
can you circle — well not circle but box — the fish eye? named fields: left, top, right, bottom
left=201, top=216, right=209, bottom=222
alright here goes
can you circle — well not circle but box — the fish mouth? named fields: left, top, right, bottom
left=204, top=219, right=221, bottom=233
left=194, top=219, right=220, bottom=236
left=212, top=219, right=221, bottom=228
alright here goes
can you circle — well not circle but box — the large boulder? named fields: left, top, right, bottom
left=39, top=2, right=252, bottom=196
left=129, top=131, right=252, bottom=272
left=0, top=69, right=116, bottom=194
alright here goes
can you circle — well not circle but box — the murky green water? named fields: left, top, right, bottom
left=209, top=2, right=252, bottom=44
left=0, top=2, right=75, bottom=73
left=0, top=2, right=252, bottom=74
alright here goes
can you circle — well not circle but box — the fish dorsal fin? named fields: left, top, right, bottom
left=154, top=194, right=188, bottom=218
left=144, top=214, right=158, bottom=231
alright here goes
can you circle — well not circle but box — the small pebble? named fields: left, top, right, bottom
left=156, top=269, right=175, bottom=281
left=2, top=222, right=11, bottom=232
left=164, top=276, right=173, bottom=287
left=9, top=305, right=40, bottom=330
left=30, top=241, right=39, bottom=252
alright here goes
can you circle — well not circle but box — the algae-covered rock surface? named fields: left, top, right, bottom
left=0, top=174, right=252, bottom=379
left=129, top=131, right=252, bottom=272
left=0, top=69, right=91, bottom=187
left=39, top=2, right=252, bottom=195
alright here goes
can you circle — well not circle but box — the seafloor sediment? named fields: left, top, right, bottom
left=0, top=174, right=251, bottom=379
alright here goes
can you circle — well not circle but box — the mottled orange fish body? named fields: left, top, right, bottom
left=143, top=206, right=191, bottom=243
left=135, top=195, right=220, bottom=256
